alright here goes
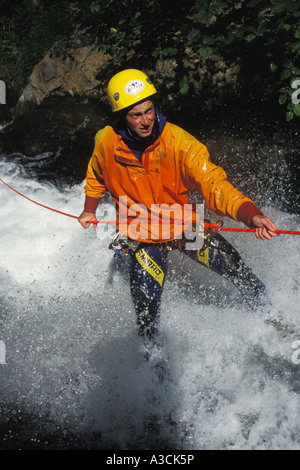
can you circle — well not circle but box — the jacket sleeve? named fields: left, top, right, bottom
left=183, top=134, right=262, bottom=224
left=84, top=129, right=108, bottom=202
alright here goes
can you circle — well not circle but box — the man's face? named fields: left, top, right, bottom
left=125, top=100, right=155, bottom=138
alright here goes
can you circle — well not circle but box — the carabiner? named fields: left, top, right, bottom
left=199, top=220, right=224, bottom=254
left=108, top=232, right=139, bottom=259
left=109, top=232, right=128, bottom=259
left=209, top=220, right=223, bottom=238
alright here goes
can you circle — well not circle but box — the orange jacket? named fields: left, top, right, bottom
left=84, top=122, right=261, bottom=242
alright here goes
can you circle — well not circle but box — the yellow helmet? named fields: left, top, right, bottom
left=107, top=69, right=157, bottom=112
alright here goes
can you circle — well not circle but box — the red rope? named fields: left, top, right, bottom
left=203, top=224, right=300, bottom=236
left=1, top=177, right=300, bottom=235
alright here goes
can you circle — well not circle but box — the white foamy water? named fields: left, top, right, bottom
left=0, top=156, right=300, bottom=450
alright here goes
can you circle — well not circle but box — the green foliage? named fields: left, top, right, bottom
left=243, top=0, right=300, bottom=120
left=0, top=0, right=299, bottom=120
left=194, top=0, right=227, bottom=23
left=185, top=0, right=300, bottom=119
left=280, top=79, right=300, bottom=120
left=77, top=0, right=195, bottom=80
left=179, top=78, right=190, bottom=95
left=77, top=115, right=90, bottom=130
left=152, top=46, right=178, bottom=60
left=0, top=0, right=76, bottom=93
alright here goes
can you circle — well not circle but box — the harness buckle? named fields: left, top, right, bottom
left=109, top=232, right=138, bottom=259
left=199, top=220, right=223, bottom=253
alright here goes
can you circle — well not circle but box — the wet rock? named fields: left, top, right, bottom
left=0, top=95, right=109, bottom=186
left=14, top=46, right=109, bottom=117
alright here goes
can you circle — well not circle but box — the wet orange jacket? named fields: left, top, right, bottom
left=84, top=122, right=262, bottom=242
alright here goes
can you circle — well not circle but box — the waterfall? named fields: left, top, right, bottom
left=0, top=147, right=299, bottom=450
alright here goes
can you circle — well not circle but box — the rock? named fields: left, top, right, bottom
left=14, top=46, right=110, bottom=117
left=0, top=95, right=109, bottom=186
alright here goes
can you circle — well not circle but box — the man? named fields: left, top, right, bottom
left=78, top=69, right=278, bottom=355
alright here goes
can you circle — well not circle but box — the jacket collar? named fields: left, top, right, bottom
left=114, top=139, right=160, bottom=167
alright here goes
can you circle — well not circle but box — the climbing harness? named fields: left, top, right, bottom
left=198, top=219, right=224, bottom=254
left=108, top=232, right=139, bottom=259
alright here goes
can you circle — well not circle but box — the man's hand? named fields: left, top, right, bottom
left=78, top=211, right=98, bottom=230
left=251, top=214, right=278, bottom=241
